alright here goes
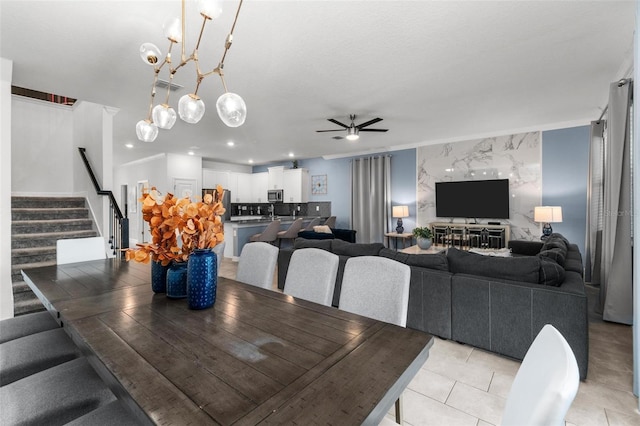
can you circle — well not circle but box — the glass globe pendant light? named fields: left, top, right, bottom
left=216, top=92, right=247, bottom=127
left=139, top=43, right=162, bottom=66
left=198, top=0, right=223, bottom=19
left=178, top=94, right=206, bottom=124
left=152, top=104, right=177, bottom=129
left=136, top=119, right=159, bottom=142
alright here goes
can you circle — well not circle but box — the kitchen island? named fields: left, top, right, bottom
left=223, top=216, right=326, bottom=260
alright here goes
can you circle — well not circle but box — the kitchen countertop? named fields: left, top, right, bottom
left=227, top=216, right=325, bottom=225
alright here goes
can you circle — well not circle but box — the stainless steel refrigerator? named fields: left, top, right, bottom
left=202, top=188, right=231, bottom=222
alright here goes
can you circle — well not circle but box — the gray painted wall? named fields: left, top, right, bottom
left=541, top=126, right=590, bottom=261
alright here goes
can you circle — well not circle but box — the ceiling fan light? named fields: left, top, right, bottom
left=198, top=0, right=223, bottom=20
left=152, top=104, right=177, bottom=129
left=136, top=119, right=158, bottom=142
left=346, top=133, right=360, bottom=141
left=163, top=17, right=182, bottom=43
left=178, top=94, right=205, bottom=124
left=139, top=43, right=161, bottom=66
left=216, top=92, right=247, bottom=127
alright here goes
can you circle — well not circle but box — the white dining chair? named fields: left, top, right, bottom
left=284, top=248, right=339, bottom=306
left=501, top=324, right=580, bottom=426
left=339, top=256, right=410, bottom=327
left=236, top=242, right=279, bottom=289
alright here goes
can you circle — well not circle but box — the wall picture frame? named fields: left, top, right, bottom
left=312, top=174, right=327, bottom=195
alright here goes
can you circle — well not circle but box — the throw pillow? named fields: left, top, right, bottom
left=539, top=257, right=565, bottom=286
left=293, top=238, right=332, bottom=252
left=538, top=247, right=566, bottom=267
left=313, top=225, right=333, bottom=234
left=447, top=247, right=540, bottom=283
left=404, top=252, right=449, bottom=271
left=331, top=239, right=385, bottom=257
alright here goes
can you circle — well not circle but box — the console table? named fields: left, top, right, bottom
left=430, top=222, right=510, bottom=249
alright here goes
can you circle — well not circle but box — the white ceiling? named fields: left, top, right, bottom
left=1, top=1, right=635, bottom=167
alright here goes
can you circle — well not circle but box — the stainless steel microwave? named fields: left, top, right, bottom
left=267, top=189, right=283, bottom=203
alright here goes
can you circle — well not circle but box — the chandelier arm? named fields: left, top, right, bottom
left=218, top=0, right=244, bottom=68
left=147, top=70, right=160, bottom=120
left=180, top=0, right=186, bottom=62
left=163, top=42, right=176, bottom=105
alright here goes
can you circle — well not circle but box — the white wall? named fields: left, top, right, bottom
left=202, top=159, right=252, bottom=174
left=114, top=154, right=168, bottom=244
left=1, top=58, right=14, bottom=319
left=166, top=153, right=202, bottom=197
left=11, top=96, right=74, bottom=195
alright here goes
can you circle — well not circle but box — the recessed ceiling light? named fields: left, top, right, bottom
left=227, top=141, right=234, bottom=147
left=288, top=152, right=294, bottom=157
left=248, top=159, right=254, bottom=164
left=125, top=143, right=134, bottom=149
left=188, top=151, right=195, bottom=155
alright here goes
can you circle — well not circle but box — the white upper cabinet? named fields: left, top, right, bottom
left=252, top=172, right=268, bottom=203
left=235, top=173, right=252, bottom=203
left=268, top=166, right=285, bottom=190
left=203, top=169, right=229, bottom=189
left=283, top=168, right=309, bottom=203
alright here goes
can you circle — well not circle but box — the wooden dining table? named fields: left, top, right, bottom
left=22, top=258, right=433, bottom=425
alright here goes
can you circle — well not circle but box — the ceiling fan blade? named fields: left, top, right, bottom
left=360, top=128, right=389, bottom=132
left=356, top=117, right=383, bottom=129
left=328, top=118, right=350, bottom=129
left=316, top=129, right=345, bottom=132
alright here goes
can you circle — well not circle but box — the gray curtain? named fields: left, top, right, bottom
left=351, top=156, right=391, bottom=243
left=585, top=121, right=604, bottom=287
left=600, top=79, right=633, bottom=324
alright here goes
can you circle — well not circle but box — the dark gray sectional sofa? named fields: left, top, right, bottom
left=277, top=233, right=589, bottom=379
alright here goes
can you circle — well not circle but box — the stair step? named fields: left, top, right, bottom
left=12, top=246, right=57, bottom=266
left=12, top=196, right=86, bottom=209
left=14, top=298, right=45, bottom=316
left=12, top=218, right=93, bottom=234
left=12, top=281, right=30, bottom=294
left=12, top=230, right=98, bottom=249
left=12, top=207, right=90, bottom=221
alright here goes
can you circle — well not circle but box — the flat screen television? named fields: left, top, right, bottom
left=435, top=179, right=510, bottom=219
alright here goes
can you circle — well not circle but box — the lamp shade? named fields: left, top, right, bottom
left=534, top=206, right=563, bottom=223
left=392, top=206, right=409, bottom=218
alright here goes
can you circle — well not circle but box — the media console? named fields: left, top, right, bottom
left=429, top=222, right=510, bottom=249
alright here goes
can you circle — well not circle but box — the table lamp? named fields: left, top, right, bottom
left=392, top=205, right=409, bottom=234
left=534, top=206, right=563, bottom=240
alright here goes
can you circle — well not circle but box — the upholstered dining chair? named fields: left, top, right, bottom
left=339, top=255, right=411, bottom=424
left=236, top=242, right=279, bottom=289
left=339, top=256, right=410, bottom=327
left=302, top=217, right=322, bottom=231
left=276, top=218, right=304, bottom=247
left=0, top=311, right=59, bottom=344
left=323, top=216, right=336, bottom=228
left=284, top=248, right=339, bottom=306
left=249, top=220, right=281, bottom=244
left=501, top=324, right=580, bottom=426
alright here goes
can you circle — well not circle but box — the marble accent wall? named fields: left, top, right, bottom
left=417, top=132, right=541, bottom=240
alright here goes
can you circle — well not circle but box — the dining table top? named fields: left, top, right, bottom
left=22, top=258, right=433, bottom=425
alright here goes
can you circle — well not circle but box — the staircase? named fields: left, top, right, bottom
left=11, top=196, right=98, bottom=316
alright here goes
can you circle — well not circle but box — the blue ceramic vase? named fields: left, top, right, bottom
left=151, top=259, right=170, bottom=293
left=187, top=248, right=217, bottom=309
left=166, top=261, right=188, bottom=299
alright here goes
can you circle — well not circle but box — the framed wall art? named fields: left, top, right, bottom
left=312, top=174, right=327, bottom=195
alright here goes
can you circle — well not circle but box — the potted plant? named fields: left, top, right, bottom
left=412, top=226, right=433, bottom=249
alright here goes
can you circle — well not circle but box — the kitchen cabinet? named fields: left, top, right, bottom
left=283, top=168, right=310, bottom=203
left=268, top=166, right=284, bottom=190
left=203, top=169, right=229, bottom=189
left=235, top=173, right=252, bottom=203
left=252, top=172, right=268, bottom=203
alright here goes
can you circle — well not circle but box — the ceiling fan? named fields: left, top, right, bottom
left=316, top=114, right=388, bottom=141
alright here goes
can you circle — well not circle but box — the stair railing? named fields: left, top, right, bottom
left=78, top=147, right=129, bottom=257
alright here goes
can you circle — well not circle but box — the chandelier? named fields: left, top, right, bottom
left=136, top=0, right=246, bottom=143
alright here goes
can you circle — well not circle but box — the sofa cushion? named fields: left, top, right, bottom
left=447, top=247, right=540, bottom=283
left=542, top=238, right=568, bottom=253
left=331, top=239, right=384, bottom=257
left=538, top=257, right=566, bottom=286
left=564, top=258, right=583, bottom=276
left=293, top=238, right=332, bottom=251
left=538, top=247, right=566, bottom=267
left=405, top=252, right=449, bottom=271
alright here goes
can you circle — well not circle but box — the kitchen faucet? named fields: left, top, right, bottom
left=269, top=204, right=275, bottom=220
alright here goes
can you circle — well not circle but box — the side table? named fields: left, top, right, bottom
left=384, top=232, right=414, bottom=251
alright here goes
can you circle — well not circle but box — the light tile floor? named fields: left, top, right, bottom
left=218, top=257, right=640, bottom=426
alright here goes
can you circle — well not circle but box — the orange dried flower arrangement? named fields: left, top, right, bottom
left=125, top=185, right=226, bottom=266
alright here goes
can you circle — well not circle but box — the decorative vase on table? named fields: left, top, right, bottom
left=151, top=259, right=170, bottom=293
left=187, top=248, right=218, bottom=310
left=417, top=237, right=432, bottom=250
left=166, top=261, right=188, bottom=299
